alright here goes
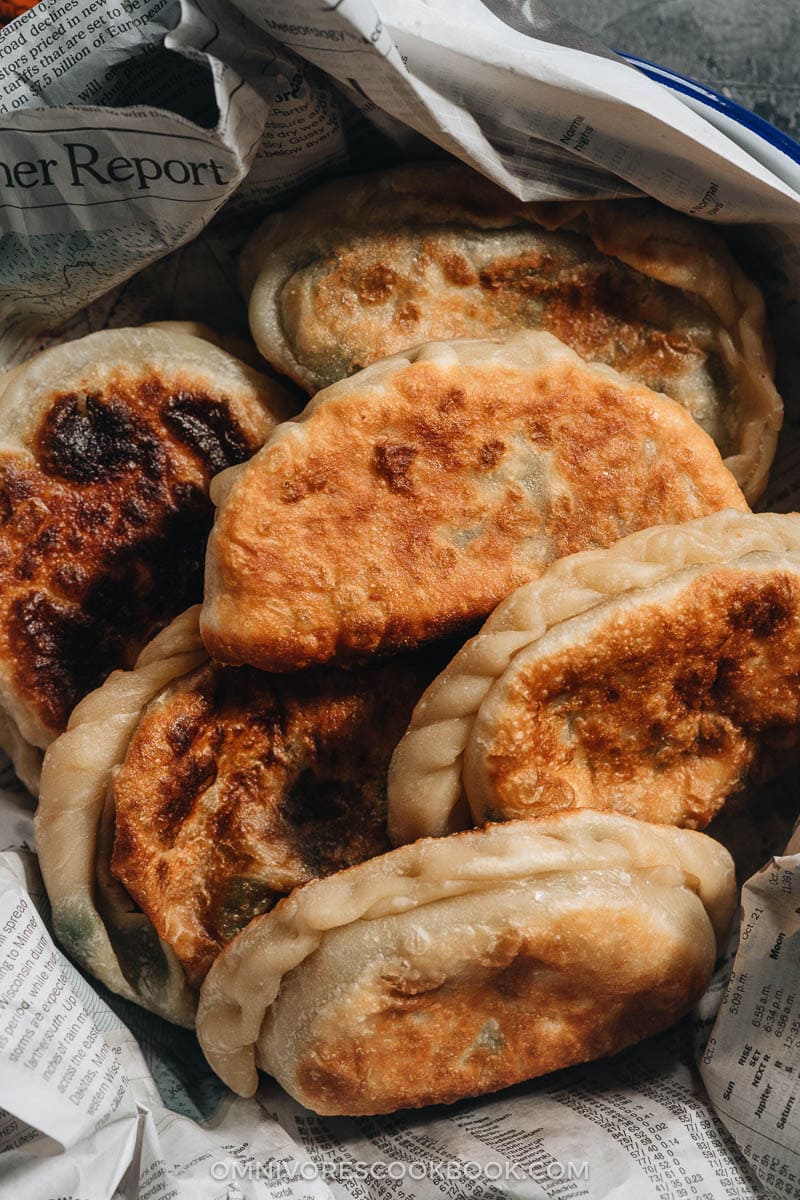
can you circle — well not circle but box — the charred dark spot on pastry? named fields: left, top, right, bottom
left=374, top=442, right=417, bottom=494
left=156, top=751, right=217, bottom=845
left=36, top=393, right=165, bottom=484
left=285, top=769, right=360, bottom=825
left=6, top=496, right=212, bottom=733
left=121, top=497, right=150, bottom=527
left=727, top=580, right=792, bottom=638
left=213, top=875, right=279, bottom=943
left=0, top=375, right=263, bottom=739
left=76, top=500, right=112, bottom=530
left=582, top=269, right=642, bottom=323
left=51, top=562, right=88, bottom=598
left=352, top=262, right=397, bottom=305
left=136, top=501, right=212, bottom=620
left=674, top=665, right=716, bottom=709
left=282, top=764, right=390, bottom=876
left=165, top=708, right=207, bottom=757
left=162, top=392, right=254, bottom=475
left=711, top=657, right=739, bottom=700
left=478, top=439, right=505, bottom=469
left=14, top=544, right=40, bottom=582
left=211, top=665, right=285, bottom=740
left=7, top=591, right=107, bottom=730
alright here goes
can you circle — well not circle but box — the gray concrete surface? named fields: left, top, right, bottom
left=558, top=0, right=800, bottom=141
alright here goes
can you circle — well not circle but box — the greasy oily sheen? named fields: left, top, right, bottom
left=385, top=511, right=800, bottom=847
left=112, top=650, right=444, bottom=986
left=201, top=333, right=747, bottom=673
left=36, top=608, right=451, bottom=1018
left=466, top=563, right=800, bottom=829
left=196, top=811, right=736, bottom=1109
left=243, top=164, right=782, bottom=501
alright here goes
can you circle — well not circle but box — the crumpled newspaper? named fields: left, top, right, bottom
left=1, top=0, right=800, bottom=1196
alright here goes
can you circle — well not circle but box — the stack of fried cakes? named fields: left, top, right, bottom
left=28, top=164, right=793, bottom=1115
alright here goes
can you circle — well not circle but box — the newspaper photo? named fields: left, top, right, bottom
left=1, top=0, right=800, bottom=1196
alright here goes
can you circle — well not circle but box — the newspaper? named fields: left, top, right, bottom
left=1, top=0, right=800, bottom=1196
left=700, top=819, right=800, bottom=1197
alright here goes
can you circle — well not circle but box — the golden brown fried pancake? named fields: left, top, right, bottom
left=243, top=164, right=781, bottom=501
left=387, top=510, right=800, bottom=845
left=0, top=327, right=291, bottom=782
left=197, top=811, right=736, bottom=1110
left=468, top=558, right=800, bottom=828
left=111, top=648, right=444, bottom=986
left=37, top=608, right=451, bottom=1016
left=201, top=331, right=747, bottom=674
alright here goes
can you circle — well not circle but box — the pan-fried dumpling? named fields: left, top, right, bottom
left=201, top=332, right=747, bottom=673
left=35, top=610, right=205, bottom=1025
left=0, top=326, right=292, bottom=791
left=35, top=609, right=447, bottom=1018
left=197, top=810, right=736, bottom=1112
left=242, top=163, right=781, bottom=502
left=388, top=510, right=800, bottom=845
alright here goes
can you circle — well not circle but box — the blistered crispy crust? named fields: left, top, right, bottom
left=36, top=608, right=206, bottom=1025
left=387, top=510, right=800, bottom=845
left=201, top=332, right=746, bottom=673
left=111, top=648, right=446, bottom=986
left=0, top=327, right=291, bottom=770
left=467, top=562, right=800, bottom=829
left=36, top=606, right=449, bottom=1013
left=196, top=810, right=736, bottom=1109
left=243, top=164, right=781, bottom=500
